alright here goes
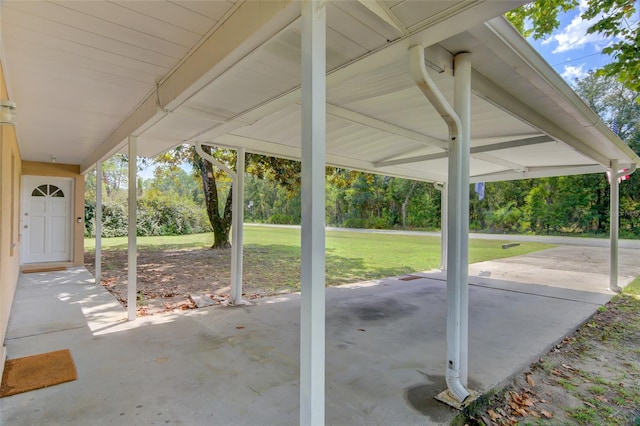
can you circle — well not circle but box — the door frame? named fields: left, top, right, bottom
left=21, top=176, right=74, bottom=264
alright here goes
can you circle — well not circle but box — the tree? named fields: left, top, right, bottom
left=155, top=144, right=301, bottom=249
left=574, top=71, right=640, bottom=152
left=506, top=0, right=639, bottom=93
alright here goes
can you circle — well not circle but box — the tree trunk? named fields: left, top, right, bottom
left=197, top=145, right=233, bottom=249
left=401, top=181, right=418, bottom=228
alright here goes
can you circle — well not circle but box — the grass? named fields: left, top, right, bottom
left=623, top=276, right=640, bottom=297
left=84, top=225, right=553, bottom=286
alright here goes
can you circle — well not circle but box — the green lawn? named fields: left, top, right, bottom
left=85, top=225, right=553, bottom=288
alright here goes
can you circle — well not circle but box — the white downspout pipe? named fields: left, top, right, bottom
left=95, top=160, right=103, bottom=287
left=127, top=136, right=137, bottom=321
left=609, top=162, right=637, bottom=292
left=409, top=45, right=470, bottom=403
left=195, top=142, right=244, bottom=306
left=434, top=182, right=447, bottom=270
left=454, top=52, right=472, bottom=386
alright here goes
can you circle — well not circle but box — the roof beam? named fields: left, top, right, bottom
left=470, top=164, right=604, bottom=183
left=326, top=103, right=449, bottom=149
left=81, top=0, right=300, bottom=173
left=472, top=152, right=525, bottom=172
left=356, top=0, right=409, bottom=36
left=375, top=135, right=552, bottom=167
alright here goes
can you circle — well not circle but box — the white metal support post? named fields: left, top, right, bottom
left=127, top=136, right=138, bottom=321
left=454, top=53, right=471, bottom=386
left=231, top=148, right=245, bottom=304
left=609, top=159, right=620, bottom=292
left=434, top=182, right=447, bottom=270
left=194, top=142, right=245, bottom=305
left=95, top=160, right=103, bottom=287
left=300, top=0, right=326, bottom=424
left=409, top=45, right=470, bottom=403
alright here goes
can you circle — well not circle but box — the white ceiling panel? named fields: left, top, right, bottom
left=49, top=1, right=202, bottom=47
left=3, top=1, right=188, bottom=57
left=326, top=2, right=389, bottom=51
left=174, top=1, right=236, bottom=21
left=111, top=1, right=218, bottom=35
left=389, top=0, right=469, bottom=31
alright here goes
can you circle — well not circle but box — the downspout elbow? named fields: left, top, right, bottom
left=409, top=45, right=462, bottom=143
left=446, top=366, right=470, bottom=403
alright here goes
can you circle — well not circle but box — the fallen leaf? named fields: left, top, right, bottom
left=521, top=397, right=535, bottom=407
left=529, top=410, right=541, bottom=418
left=541, top=409, right=553, bottom=419
left=236, top=325, right=245, bottom=329
left=561, top=363, right=574, bottom=370
left=595, top=395, right=608, bottom=403
left=526, top=374, right=536, bottom=387
left=584, top=401, right=596, bottom=408
left=514, top=407, right=528, bottom=417
left=488, top=409, right=501, bottom=420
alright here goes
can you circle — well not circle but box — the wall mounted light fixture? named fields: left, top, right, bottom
left=0, top=100, right=17, bottom=125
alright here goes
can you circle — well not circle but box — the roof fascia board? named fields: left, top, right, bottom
left=191, top=1, right=525, bottom=144
left=482, top=17, right=640, bottom=166
left=81, top=0, right=300, bottom=173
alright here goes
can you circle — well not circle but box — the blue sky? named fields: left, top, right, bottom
left=528, top=0, right=639, bottom=85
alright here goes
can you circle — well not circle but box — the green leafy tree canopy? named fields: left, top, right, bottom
left=506, top=0, right=639, bottom=93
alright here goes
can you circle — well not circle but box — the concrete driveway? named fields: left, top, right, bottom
left=1, top=243, right=637, bottom=425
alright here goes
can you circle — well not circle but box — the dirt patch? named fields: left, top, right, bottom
left=84, top=247, right=296, bottom=316
left=456, top=294, right=640, bottom=425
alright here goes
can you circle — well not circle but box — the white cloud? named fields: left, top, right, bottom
left=542, top=0, right=612, bottom=54
left=561, top=64, right=588, bottom=82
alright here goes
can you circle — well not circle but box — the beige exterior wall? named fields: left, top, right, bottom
left=22, top=161, right=85, bottom=266
left=0, top=61, right=22, bottom=377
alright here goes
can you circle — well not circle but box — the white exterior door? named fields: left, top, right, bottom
left=22, top=176, right=73, bottom=263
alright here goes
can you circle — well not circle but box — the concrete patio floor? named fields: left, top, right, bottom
left=1, top=245, right=638, bottom=426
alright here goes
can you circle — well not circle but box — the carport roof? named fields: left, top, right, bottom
left=2, top=0, right=638, bottom=181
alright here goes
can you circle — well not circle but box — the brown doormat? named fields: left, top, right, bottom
left=23, top=266, right=67, bottom=274
left=0, top=349, right=77, bottom=397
